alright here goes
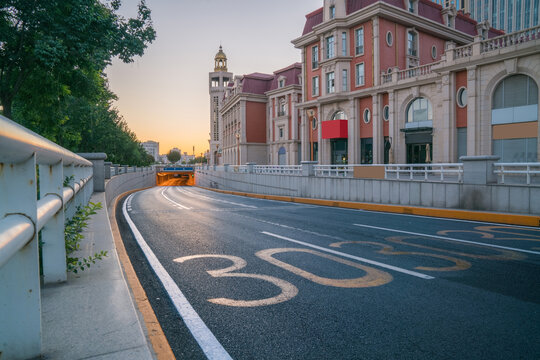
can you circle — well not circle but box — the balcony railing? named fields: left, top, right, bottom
left=481, top=25, right=540, bottom=53
left=0, top=115, right=94, bottom=358
left=314, top=165, right=354, bottom=177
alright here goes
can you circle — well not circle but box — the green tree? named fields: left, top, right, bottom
left=167, top=150, right=181, bottom=163
left=0, top=0, right=156, bottom=166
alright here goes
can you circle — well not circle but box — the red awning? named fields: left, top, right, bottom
left=322, top=120, right=348, bottom=139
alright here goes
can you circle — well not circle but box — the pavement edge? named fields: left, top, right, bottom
left=197, top=186, right=540, bottom=227
left=109, top=188, right=176, bottom=360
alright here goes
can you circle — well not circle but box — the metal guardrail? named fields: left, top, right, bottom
left=384, top=163, right=463, bottom=182
left=494, top=163, right=540, bottom=185
left=0, top=115, right=94, bottom=358
left=314, top=165, right=354, bottom=177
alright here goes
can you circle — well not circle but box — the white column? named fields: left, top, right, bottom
left=40, top=161, right=67, bottom=284
left=348, top=99, right=359, bottom=164
left=466, top=66, right=479, bottom=156
left=372, top=94, right=382, bottom=164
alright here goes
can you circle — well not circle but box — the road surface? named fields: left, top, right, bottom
left=116, top=186, right=540, bottom=359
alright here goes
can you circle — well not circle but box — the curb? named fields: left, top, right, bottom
left=198, top=186, right=540, bottom=227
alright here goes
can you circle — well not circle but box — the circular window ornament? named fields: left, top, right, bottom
left=431, top=45, right=437, bottom=60
left=386, top=31, right=393, bottom=46
left=457, top=87, right=467, bottom=107
left=311, top=116, right=318, bottom=130
left=363, top=108, right=371, bottom=124
left=383, top=105, right=390, bottom=121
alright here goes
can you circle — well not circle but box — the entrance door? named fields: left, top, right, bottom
left=407, top=143, right=432, bottom=164
left=278, top=147, right=286, bottom=165
left=331, top=139, right=348, bottom=164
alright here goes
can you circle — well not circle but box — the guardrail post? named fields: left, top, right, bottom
left=40, top=161, right=67, bottom=284
left=122, top=165, right=128, bottom=174
left=79, top=153, right=106, bottom=192
left=63, top=164, right=77, bottom=221
left=301, top=161, right=317, bottom=176
left=461, top=156, right=500, bottom=184
left=113, top=163, right=119, bottom=176
left=0, top=155, right=42, bottom=359
left=247, top=162, right=256, bottom=174
left=104, top=161, right=112, bottom=179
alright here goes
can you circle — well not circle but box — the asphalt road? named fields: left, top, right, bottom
left=116, top=186, right=540, bottom=360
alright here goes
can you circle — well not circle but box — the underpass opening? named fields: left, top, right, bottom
left=156, top=167, right=195, bottom=186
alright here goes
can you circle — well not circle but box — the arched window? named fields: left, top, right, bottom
left=492, top=74, right=538, bottom=162
left=492, top=74, right=538, bottom=125
left=406, top=97, right=432, bottom=128
left=331, top=110, right=347, bottom=120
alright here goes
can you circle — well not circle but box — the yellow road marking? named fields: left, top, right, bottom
left=256, top=248, right=392, bottom=288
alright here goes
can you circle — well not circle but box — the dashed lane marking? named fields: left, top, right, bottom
left=261, top=231, right=434, bottom=280
left=352, top=224, right=540, bottom=256
left=123, top=194, right=232, bottom=360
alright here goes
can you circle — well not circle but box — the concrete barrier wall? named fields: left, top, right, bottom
left=105, top=170, right=156, bottom=207
left=195, top=170, right=540, bottom=215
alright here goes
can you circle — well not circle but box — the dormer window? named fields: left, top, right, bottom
left=329, top=5, right=335, bottom=19
left=279, top=78, right=285, bottom=88
left=408, top=0, right=417, bottom=14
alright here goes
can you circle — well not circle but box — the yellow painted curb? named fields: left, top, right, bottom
left=197, top=186, right=540, bottom=227
left=110, top=189, right=176, bottom=360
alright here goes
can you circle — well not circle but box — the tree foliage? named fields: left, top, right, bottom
left=167, top=149, right=181, bottom=163
left=0, top=0, right=156, bottom=166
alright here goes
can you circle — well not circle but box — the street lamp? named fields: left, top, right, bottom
left=235, top=132, right=240, bottom=166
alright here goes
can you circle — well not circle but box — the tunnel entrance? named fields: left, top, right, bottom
left=156, top=167, right=195, bottom=186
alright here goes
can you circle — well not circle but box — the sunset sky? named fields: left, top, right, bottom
left=106, top=0, right=321, bottom=156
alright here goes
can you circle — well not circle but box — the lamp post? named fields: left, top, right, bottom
left=235, top=132, right=240, bottom=166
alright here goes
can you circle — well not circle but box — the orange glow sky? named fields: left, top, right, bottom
left=106, top=0, right=321, bottom=156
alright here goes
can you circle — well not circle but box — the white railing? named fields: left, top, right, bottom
left=454, top=44, right=473, bottom=59
left=255, top=165, right=302, bottom=175
left=0, top=115, right=94, bottom=359
left=494, top=163, right=540, bottom=185
left=385, top=163, right=463, bottom=182
left=481, top=25, right=540, bottom=53
left=314, top=165, right=354, bottom=177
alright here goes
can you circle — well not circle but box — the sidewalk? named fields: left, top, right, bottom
left=41, top=191, right=154, bottom=360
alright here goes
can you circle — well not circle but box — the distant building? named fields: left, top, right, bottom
left=141, top=140, right=159, bottom=162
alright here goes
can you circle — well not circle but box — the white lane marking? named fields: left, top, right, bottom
left=261, top=231, right=434, bottom=280
left=161, top=188, right=191, bottom=210
left=123, top=194, right=232, bottom=360
left=353, top=224, right=540, bottom=256
left=177, top=188, right=257, bottom=209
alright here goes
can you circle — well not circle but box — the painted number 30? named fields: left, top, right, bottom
left=173, top=248, right=392, bottom=307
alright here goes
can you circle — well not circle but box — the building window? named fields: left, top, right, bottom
left=312, top=76, right=320, bottom=96
left=492, top=0, right=498, bottom=29
left=363, top=108, right=371, bottom=124
left=361, top=138, right=373, bottom=164
left=492, top=74, right=538, bottom=124
left=493, top=138, right=538, bottom=162
left=279, top=127, right=284, bottom=139
left=406, top=97, right=433, bottom=128
left=386, top=31, right=393, bottom=46
left=355, top=63, right=365, bottom=86
left=341, top=32, right=347, bottom=56
left=312, top=116, right=318, bottom=130
left=326, top=35, right=335, bottom=59
left=329, top=5, right=335, bottom=19
left=312, top=45, right=319, bottom=69
left=524, top=0, right=531, bottom=29
left=383, top=105, right=390, bottom=121
left=408, top=0, right=417, bottom=13
left=326, top=72, right=335, bottom=94
left=516, top=0, right=522, bottom=30
left=534, top=0, right=539, bottom=26
left=355, top=27, right=364, bottom=55
left=457, top=127, right=467, bottom=160
left=331, top=110, right=347, bottom=120
left=279, top=79, right=285, bottom=88
left=278, top=100, right=286, bottom=116
left=500, top=0, right=506, bottom=30
left=457, top=87, right=468, bottom=108
left=508, top=0, right=513, bottom=32
left=407, top=31, right=418, bottom=57
left=431, top=45, right=437, bottom=60
left=342, top=69, right=348, bottom=91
